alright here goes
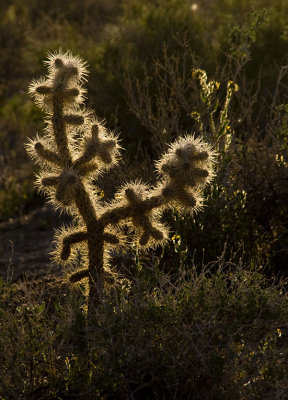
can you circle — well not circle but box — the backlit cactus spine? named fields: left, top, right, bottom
left=27, top=50, right=216, bottom=314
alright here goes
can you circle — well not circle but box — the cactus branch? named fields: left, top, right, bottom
left=36, top=85, right=52, bottom=95
left=63, top=114, right=85, bottom=125
left=61, top=231, right=87, bottom=261
left=103, top=233, right=119, bottom=244
left=34, top=142, right=62, bottom=165
left=69, top=268, right=89, bottom=283
left=41, top=176, right=60, bottom=187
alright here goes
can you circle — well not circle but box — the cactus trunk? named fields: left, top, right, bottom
left=87, top=231, right=104, bottom=316
left=74, top=186, right=104, bottom=315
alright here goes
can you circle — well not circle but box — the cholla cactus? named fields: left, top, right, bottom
left=27, top=50, right=216, bottom=314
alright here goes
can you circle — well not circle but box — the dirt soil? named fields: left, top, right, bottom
left=0, top=205, right=68, bottom=282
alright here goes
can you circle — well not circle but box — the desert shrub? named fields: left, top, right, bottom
left=1, top=262, right=288, bottom=399
left=166, top=133, right=288, bottom=273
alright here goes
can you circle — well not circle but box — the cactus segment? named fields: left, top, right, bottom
left=61, top=231, right=87, bottom=260
left=103, top=233, right=119, bottom=244
left=63, top=114, right=85, bottom=125
left=34, top=142, right=62, bottom=165
left=41, top=176, right=60, bottom=187
left=69, top=268, right=89, bottom=282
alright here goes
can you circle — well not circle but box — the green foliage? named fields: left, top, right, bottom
left=191, top=69, right=239, bottom=155
left=226, top=9, right=269, bottom=63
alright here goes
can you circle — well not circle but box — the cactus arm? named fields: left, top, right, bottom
left=41, top=176, right=60, bottom=187
left=77, top=162, right=98, bottom=177
left=73, top=123, right=117, bottom=168
left=99, top=187, right=168, bottom=248
left=34, top=142, right=62, bottom=166
left=138, top=217, right=164, bottom=246
left=99, top=133, right=216, bottom=247
left=63, top=88, right=81, bottom=98
left=69, top=268, right=89, bottom=283
left=35, top=85, right=52, bottom=95
left=63, top=114, right=84, bottom=125
left=73, top=142, right=99, bottom=168
left=61, top=231, right=88, bottom=261
left=103, top=233, right=119, bottom=244
left=100, top=196, right=164, bottom=228
left=100, top=187, right=165, bottom=226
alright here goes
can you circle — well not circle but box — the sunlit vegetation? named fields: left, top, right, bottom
left=1, top=0, right=288, bottom=398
